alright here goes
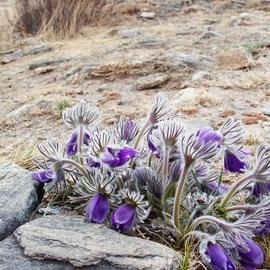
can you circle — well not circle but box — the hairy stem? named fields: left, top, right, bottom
left=173, top=161, right=191, bottom=229
left=62, top=159, right=89, bottom=180
left=219, top=174, right=253, bottom=209
left=78, top=126, right=84, bottom=165
left=162, top=146, right=170, bottom=186
left=133, top=122, right=148, bottom=149
left=190, top=215, right=228, bottom=231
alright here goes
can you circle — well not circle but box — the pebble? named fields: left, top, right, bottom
left=140, top=12, right=155, bottom=19
left=136, top=73, right=169, bottom=90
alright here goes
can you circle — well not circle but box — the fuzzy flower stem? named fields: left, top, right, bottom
left=77, top=126, right=84, bottom=165
left=219, top=174, right=254, bottom=209
left=173, top=160, right=192, bottom=229
left=133, top=122, right=148, bottom=150
left=225, top=205, right=254, bottom=212
left=162, top=146, right=170, bottom=186
left=62, top=159, right=89, bottom=180
left=190, top=215, right=229, bottom=231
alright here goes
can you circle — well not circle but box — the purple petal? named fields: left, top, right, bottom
left=207, top=181, right=228, bottom=194
left=239, top=237, right=264, bottom=269
left=147, top=133, right=160, bottom=159
left=206, top=243, right=235, bottom=270
left=117, top=147, right=138, bottom=166
left=83, top=132, right=91, bottom=145
left=31, top=170, right=52, bottom=183
left=252, top=181, right=270, bottom=196
left=66, top=132, right=78, bottom=156
left=224, top=148, right=248, bottom=173
left=111, top=203, right=136, bottom=232
left=86, top=193, right=109, bottom=223
left=196, top=127, right=223, bottom=146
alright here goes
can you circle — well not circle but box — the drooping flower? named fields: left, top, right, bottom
left=196, top=127, right=223, bottom=147
left=100, top=147, right=138, bottom=168
left=238, top=236, right=264, bottom=270
left=147, top=132, right=161, bottom=158
left=205, top=243, right=235, bottom=270
left=224, top=147, right=248, bottom=173
left=252, top=181, right=270, bottom=196
left=111, top=203, right=136, bottom=232
left=32, top=170, right=53, bottom=183
left=66, top=131, right=90, bottom=156
left=86, top=193, right=109, bottom=223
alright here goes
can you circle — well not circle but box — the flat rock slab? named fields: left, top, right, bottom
left=14, top=215, right=179, bottom=270
left=136, top=73, right=169, bottom=90
left=0, top=163, right=41, bottom=240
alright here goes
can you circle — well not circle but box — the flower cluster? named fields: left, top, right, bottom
left=32, top=96, right=270, bottom=269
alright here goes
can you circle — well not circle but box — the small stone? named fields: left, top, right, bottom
left=29, top=58, right=72, bottom=70
left=27, top=44, right=52, bottom=55
left=1, top=50, right=25, bottom=65
left=34, top=66, right=55, bottom=75
left=165, top=51, right=213, bottom=70
left=0, top=163, right=41, bottom=240
left=239, top=12, right=251, bottom=23
left=13, top=215, right=179, bottom=269
left=38, top=207, right=61, bottom=216
left=140, top=12, right=155, bottom=19
left=216, top=49, right=254, bottom=70
left=136, top=74, right=169, bottom=90
left=200, top=30, right=220, bottom=39
left=229, top=16, right=239, bottom=26
left=118, top=28, right=142, bottom=38
left=263, top=107, right=270, bottom=116
left=192, top=71, right=210, bottom=81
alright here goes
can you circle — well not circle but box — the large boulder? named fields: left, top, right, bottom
left=13, top=215, right=179, bottom=270
left=0, top=163, right=41, bottom=240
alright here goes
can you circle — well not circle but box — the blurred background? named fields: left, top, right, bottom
left=0, top=1, right=270, bottom=190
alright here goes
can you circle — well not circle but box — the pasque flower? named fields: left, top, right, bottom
left=238, top=236, right=264, bottom=270
left=66, top=131, right=90, bottom=156
left=86, top=193, right=109, bottom=223
left=100, top=147, right=137, bottom=168
left=196, top=127, right=223, bottom=147
left=111, top=203, right=136, bottom=232
left=224, top=147, right=248, bottom=173
left=252, top=181, right=270, bottom=196
left=206, top=243, right=235, bottom=270
left=147, top=132, right=160, bottom=158
left=32, top=170, right=53, bottom=183
left=115, top=117, right=140, bottom=143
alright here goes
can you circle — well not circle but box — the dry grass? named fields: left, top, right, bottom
left=12, top=0, right=117, bottom=38
left=0, top=139, right=39, bottom=170
left=0, top=6, right=13, bottom=52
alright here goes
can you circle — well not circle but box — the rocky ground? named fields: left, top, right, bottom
left=1, top=0, right=270, bottom=269
left=1, top=1, right=270, bottom=162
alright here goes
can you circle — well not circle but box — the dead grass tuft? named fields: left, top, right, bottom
left=0, top=140, right=39, bottom=170
left=13, top=0, right=117, bottom=38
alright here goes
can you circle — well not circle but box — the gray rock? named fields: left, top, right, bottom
left=118, top=28, right=142, bottom=38
left=0, top=163, right=41, bottom=241
left=0, top=236, right=77, bottom=270
left=14, top=215, right=179, bottom=270
left=27, top=44, right=52, bottom=55
left=165, top=51, right=213, bottom=70
left=29, top=58, right=72, bottom=70
left=38, top=206, right=61, bottom=216
left=263, top=107, right=270, bottom=117
left=8, top=99, right=53, bottom=119
left=1, top=50, right=25, bottom=65
left=140, top=12, right=155, bottom=19
left=136, top=74, right=169, bottom=90
left=192, top=71, right=210, bottom=81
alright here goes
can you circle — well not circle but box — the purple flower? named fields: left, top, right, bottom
left=207, top=181, right=228, bottom=194
left=238, top=237, right=264, bottom=270
left=100, top=147, right=137, bottom=168
left=111, top=203, right=136, bottom=232
left=147, top=133, right=160, bottom=158
left=66, top=131, right=90, bottom=156
left=256, top=220, right=270, bottom=236
left=32, top=170, right=53, bottom=183
left=86, top=193, right=109, bottom=223
left=224, top=147, right=249, bottom=173
left=196, top=127, right=223, bottom=146
left=86, top=156, right=101, bottom=168
left=206, top=243, right=235, bottom=270
left=252, top=181, right=270, bottom=196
